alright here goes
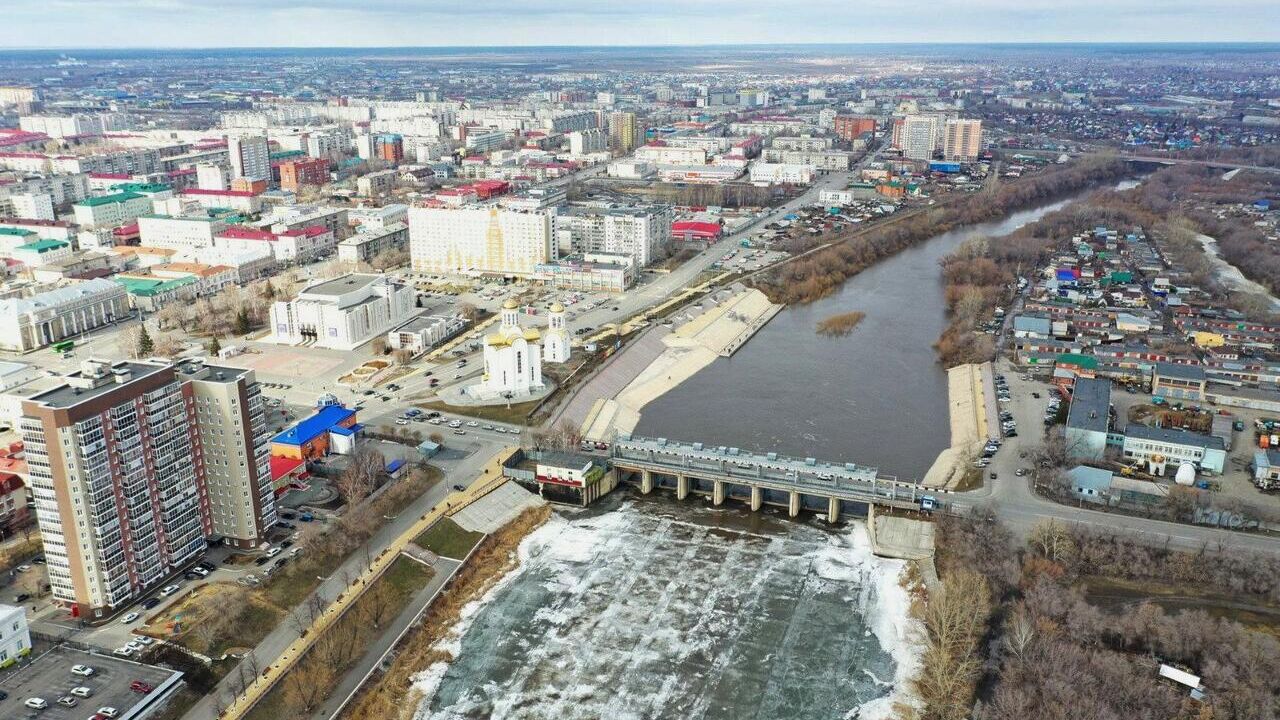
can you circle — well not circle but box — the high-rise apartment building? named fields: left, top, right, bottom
left=227, top=133, right=270, bottom=182
left=943, top=119, right=983, bottom=162
left=899, top=114, right=944, bottom=161
left=180, top=362, right=276, bottom=550
left=18, top=359, right=211, bottom=617
left=609, top=111, right=641, bottom=153
left=15, top=357, right=278, bottom=617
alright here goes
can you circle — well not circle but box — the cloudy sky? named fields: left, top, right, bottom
left=4, top=0, right=1278, bottom=48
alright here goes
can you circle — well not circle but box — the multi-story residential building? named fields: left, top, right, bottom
left=899, top=114, right=944, bottom=161
left=553, top=204, right=672, bottom=267
left=17, top=358, right=212, bottom=617
left=759, top=149, right=852, bottom=171
left=228, top=134, right=270, bottom=181
left=462, top=129, right=509, bottom=153
left=568, top=129, right=608, bottom=155
left=136, top=214, right=229, bottom=251
left=18, top=113, right=128, bottom=138
left=269, top=273, right=415, bottom=350
left=609, top=111, right=641, bottom=153
left=72, top=192, right=154, bottom=229
left=215, top=224, right=336, bottom=265
left=409, top=205, right=554, bottom=277
left=0, top=472, right=31, bottom=540
left=771, top=135, right=833, bottom=152
left=178, top=361, right=276, bottom=550
left=336, top=222, right=409, bottom=264
left=0, top=279, right=129, bottom=352
left=179, top=188, right=263, bottom=214
left=749, top=162, right=816, bottom=185
left=0, top=86, right=39, bottom=108
left=278, top=157, right=329, bottom=191
left=634, top=144, right=706, bottom=166
left=196, top=163, right=229, bottom=191
left=833, top=115, right=877, bottom=142
left=356, top=169, right=397, bottom=197
left=943, top=119, right=983, bottom=162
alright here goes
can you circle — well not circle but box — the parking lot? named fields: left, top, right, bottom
left=0, top=645, right=181, bottom=720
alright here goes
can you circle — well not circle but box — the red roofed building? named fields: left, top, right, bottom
left=671, top=220, right=723, bottom=241
left=180, top=187, right=262, bottom=213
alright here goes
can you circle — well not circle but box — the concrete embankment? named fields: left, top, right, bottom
left=922, top=361, right=996, bottom=489
left=580, top=287, right=782, bottom=442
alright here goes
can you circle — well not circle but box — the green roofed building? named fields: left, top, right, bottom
left=114, top=274, right=199, bottom=312
left=73, top=191, right=156, bottom=229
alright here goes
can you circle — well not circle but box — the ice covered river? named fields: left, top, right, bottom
left=411, top=497, right=918, bottom=720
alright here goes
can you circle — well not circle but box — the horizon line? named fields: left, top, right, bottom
left=4, top=40, right=1280, bottom=52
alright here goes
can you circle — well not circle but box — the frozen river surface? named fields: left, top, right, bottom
left=413, top=499, right=917, bottom=720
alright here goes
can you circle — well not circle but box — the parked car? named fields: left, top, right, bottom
left=141, top=597, right=161, bottom=610
left=24, top=698, right=47, bottom=709
left=97, top=708, right=120, bottom=718
left=113, top=647, right=134, bottom=658
left=71, top=664, right=95, bottom=677
left=130, top=681, right=154, bottom=694
left=70, top=687, right=93, bottom=698
left=57, top=696, right=78, bottom=707
left=160, top=584, right=180, bottom=596
left=121, top=612, right=139, bottom=624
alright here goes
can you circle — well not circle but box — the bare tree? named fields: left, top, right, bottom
left=337, top=445, right=385, bottom=506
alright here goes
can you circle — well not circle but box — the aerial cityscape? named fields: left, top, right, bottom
left=0, top=11, right=1278, bottom=720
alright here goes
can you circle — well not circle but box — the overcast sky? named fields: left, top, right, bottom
left=4, top=0, right=1279, bottom=48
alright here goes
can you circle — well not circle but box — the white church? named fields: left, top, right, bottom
left=469, top=298, right=571, bottom=401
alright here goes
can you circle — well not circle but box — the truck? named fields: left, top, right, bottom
left=920, top=495, right=939, bottom=512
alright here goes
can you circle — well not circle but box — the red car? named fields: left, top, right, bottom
left=129, top=681, right=154, bottom=694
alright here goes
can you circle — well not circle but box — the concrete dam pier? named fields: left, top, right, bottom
left=610, top=434, right=944, bottom=522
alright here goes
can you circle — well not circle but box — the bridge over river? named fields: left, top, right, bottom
left=610, top=434, right=947, bottom=522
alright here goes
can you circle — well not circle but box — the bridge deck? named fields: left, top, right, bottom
left=612, top=435, right=935, bottom=509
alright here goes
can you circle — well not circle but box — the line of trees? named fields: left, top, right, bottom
left=756, top=156, right=1131, bottom=305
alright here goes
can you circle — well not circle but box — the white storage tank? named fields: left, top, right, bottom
left=1175, top=461, right=1197, bottom=486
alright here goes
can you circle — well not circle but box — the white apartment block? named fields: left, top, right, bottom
left=72, top=192, right=155, bottom=229
left=337, top=222, right=409, bottom=264
left=634, top=145, right=707, bottom=166
left=137, top=214, right=228, bottom=251
left=19, top=113, right=129, bottom=138
left=10, top=239, right=72, bottom=268
left=553, top=205, right=672, bottom=267
left=771, top=135, right=833, bottom=151
left=409, top=206, right=554, bottom=277
left=568, top=129, right=609, bottom=155
left=17, top=359, right=211, bottom=616
left=900, top=114, right=945, bottom=161
left=760, top=149, right=851, bottom=172
left=464, top=129, right=510, bottom=152
left=269, top=273, right=415, bottom=350
left=749, top=162, right=816, bottom=185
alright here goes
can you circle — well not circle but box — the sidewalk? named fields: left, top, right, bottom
left=181, top=443, right=508, bottom=720
left=313, top=556, right=462, bottom=720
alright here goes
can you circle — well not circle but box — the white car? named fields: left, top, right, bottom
left=465, top=420, right=479, bottom=427
left=395, top=418, right=410, bottom=426
left=160, top=584, right=180, bottom=596
left=126, top=640, right=144, bottom=652
left=265, top=546, right=282, bottom=558
left=24, top=698, right=47, bottom=709
left=97, top=708, right=120, bottom=718
left=133, top=635, right=155, bottom=645
left=70, top=686, right=93, bottom=698
left=113, top=647, right=134, bottom=657
left=121, top=612, right=140, bottom=624
left=71, top=664, right=95, bottom=677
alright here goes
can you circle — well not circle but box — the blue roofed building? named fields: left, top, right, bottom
left=270, top=404, right=359, bottom=460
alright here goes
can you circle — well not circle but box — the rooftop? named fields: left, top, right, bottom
left=1155, top=361, right=1207, bottom=382
left=1125, top=424, right=1225, bottom=450
left=1066, top=377, right=1112, bottom=434
left=76, top=191, right=144, bottom=208
left=300, top=273, right=383, bottom=298
left=26, top=360, right=170, bottom=409
left=272, top=404, right=357, bottom=447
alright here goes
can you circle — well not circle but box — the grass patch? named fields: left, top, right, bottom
left=344, top=506, right=552, bottom=720
left=815, top=311, right=866, bottom=337
left=243, top=555, right=435, bottom=720
left=414, top=518, right=485, bottom=560
left=414, top=398, right=541, bottom=425
left=1082, top=575, right=1280, bottom=638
